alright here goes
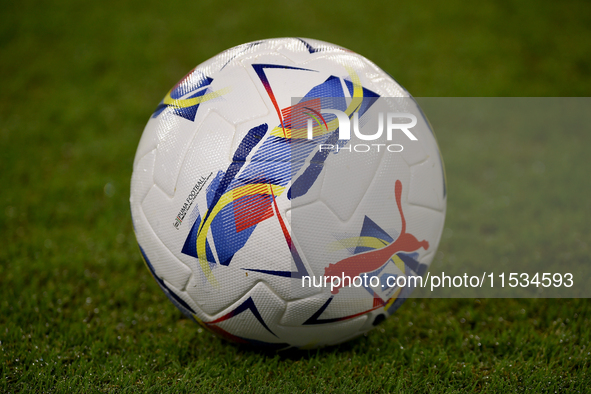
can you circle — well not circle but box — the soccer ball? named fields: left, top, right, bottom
left=130, top=38, right=446, bottom=348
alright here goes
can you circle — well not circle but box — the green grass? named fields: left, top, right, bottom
left=1, top=0, right=591, bottom=392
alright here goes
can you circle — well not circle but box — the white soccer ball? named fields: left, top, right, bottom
left=130, top=38, right=446, bottom=348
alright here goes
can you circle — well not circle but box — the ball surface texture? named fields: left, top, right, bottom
left=130, top=38, right=446, bottom=348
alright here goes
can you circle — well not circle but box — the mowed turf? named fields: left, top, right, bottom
left=1, top=0, right=591, bottom=392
